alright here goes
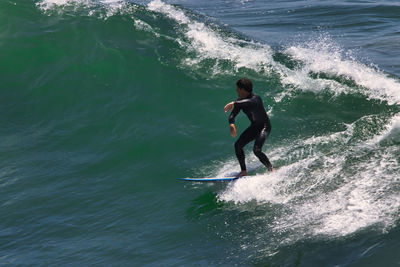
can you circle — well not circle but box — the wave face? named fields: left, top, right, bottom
left=1, top=0, right=399, bottom=265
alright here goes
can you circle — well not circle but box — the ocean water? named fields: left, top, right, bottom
left=1, top=0, right=400, bottom=265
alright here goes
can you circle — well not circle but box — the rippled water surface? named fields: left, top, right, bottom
left=1, top=0, right=399, bottom=265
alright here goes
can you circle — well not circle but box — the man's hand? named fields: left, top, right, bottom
left=224, top=101, right=234, bottom=113
left=229, top=124, right=237, bottom=138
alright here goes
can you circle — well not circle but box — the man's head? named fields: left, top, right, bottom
left=236, top=78, right=252, bottom=98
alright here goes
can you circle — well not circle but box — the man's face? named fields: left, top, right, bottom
left=236, top=86, right=247, bottom=98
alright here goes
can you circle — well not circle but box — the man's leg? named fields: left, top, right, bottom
left=234, top=126, right=257, bottom=174
left=253, top=126, right=273, bottom=171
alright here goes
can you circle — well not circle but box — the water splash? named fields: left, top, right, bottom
left=148, top=0, right=400, bottom=104
left=217, top=114, right=400, bottom=240
left=36, top=0, right=400, bottom=106
left=285, top=35, right=400, bottom=105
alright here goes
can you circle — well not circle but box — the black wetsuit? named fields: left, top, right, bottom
left=229, top=93, right=273, bottom=171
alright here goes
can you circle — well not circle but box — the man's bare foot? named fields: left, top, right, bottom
left=269, top=167, right=275, bottom=172
left=237, top=171, right=248, bottom=177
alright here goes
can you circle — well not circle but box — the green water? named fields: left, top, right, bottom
left=1, top=0, right=400, bottom=265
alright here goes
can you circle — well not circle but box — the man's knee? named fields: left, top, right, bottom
left=253, top=147, right=262, bottom=157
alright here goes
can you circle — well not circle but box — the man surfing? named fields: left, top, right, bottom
left=224, top=78, right=274, bottom=177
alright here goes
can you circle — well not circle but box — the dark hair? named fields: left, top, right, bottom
left=236, top=78, right=253, bottom=93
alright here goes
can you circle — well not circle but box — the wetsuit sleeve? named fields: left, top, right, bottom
left=233, top=97, right=257, bottom=109
left=228, top=105, right=240, bottom=124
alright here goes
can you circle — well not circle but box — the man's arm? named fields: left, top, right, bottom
left=229, top=123, right=237, bottom=138
left=233, top=97, right=256, bottom=109
left=225, top=101, right=241, bottom=123
left=224, top=101, right=234, bottom=113
left=224, top=101, right=240, bottom=138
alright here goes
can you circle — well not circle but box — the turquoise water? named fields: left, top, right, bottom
left=1, top=0, right=400, bottom=265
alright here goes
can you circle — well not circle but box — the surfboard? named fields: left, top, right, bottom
left=178, top=176, right=248, bottom=182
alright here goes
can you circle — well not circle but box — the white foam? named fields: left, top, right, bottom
left=37, top=0, right=400, bottom=105
left=133, top=19, right=154, bottom=33
left=36, top=0, right=133, bottom=18
left=285, top=36, right=400, bottom=105
left=375, top=113, right=400, bottom=145
left=148, top=0, right=400, bottom=105
left=217, top=115, right=400, bottom=239
left=280, top=150, right=400, bottom=238
left=148, top=0, right=275, bottom=74
left=36, top=0, right=91, bottom=11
